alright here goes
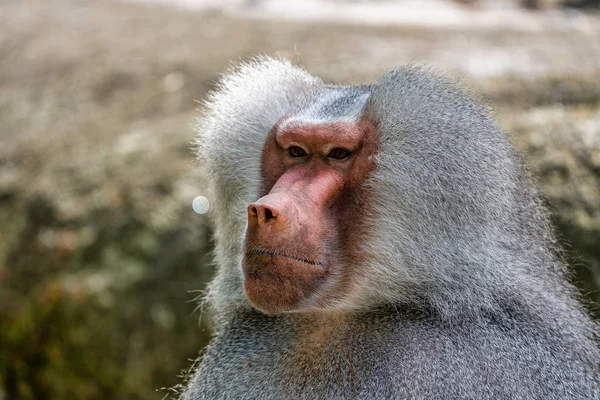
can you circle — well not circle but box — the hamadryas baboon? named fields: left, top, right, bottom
left=181, top=58, right=600, bottom=399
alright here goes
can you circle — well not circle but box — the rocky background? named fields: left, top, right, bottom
left=1, top=0, right=599, bottom=399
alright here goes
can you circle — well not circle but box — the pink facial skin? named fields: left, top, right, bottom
left=243, top=118, right=377, bottom=314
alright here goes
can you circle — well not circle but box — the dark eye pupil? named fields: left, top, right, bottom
left=328, top=148, right=350, bottom=160
left=289, top=146, right=307, bottom=158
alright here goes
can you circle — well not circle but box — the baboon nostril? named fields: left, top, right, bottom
left=264, top=207, right=276, bottom=220
left=248, top=203, right=278, bottom=222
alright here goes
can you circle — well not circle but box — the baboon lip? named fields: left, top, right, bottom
left=247, top=247, right=322, bottom=267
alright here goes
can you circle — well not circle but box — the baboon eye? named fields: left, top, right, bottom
left=327, top=148, right=351, bottom=160
left=288, top=146, right=308, bottom=158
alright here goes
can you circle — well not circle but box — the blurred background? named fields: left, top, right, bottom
left=1, top=0, right=599, bottom=399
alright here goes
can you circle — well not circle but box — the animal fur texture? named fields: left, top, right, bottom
left=182, top=57, right=600, bottom=399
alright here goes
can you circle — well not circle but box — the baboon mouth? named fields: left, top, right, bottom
left=248, top=247, right=322, bottom=266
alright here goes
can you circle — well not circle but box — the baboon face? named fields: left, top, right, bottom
left=242, top=116, right=377, bottom=314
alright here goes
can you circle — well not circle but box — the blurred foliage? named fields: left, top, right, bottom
left=0, top=191, right=213, bottom=400
left=0, top=0, right=599, bottom=399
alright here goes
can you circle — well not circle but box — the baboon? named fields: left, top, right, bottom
left=181, top=58, right=600, bottom=399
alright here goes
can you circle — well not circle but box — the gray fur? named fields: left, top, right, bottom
left=183, top=57, right=599, bottom=399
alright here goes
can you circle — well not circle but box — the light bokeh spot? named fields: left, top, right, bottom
left=192, top=196, right=210, bottom=214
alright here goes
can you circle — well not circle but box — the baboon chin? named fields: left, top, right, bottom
left=181, top=57, right=600, bottom=400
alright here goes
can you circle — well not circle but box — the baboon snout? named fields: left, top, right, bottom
left=248, top=194, right=300, bottom=233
